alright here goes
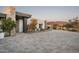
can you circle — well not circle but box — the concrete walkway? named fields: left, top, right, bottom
left=0, top=30, right=79, bottom=53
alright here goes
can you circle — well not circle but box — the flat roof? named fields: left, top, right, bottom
left=0, top=13, right=6, bottom=17
left=16, top=12, right=32, bottom=18
left=0, top=12, right=32, bottom=18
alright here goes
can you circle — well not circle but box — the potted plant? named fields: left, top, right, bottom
left=0, top=31, right=5, bottom=39
left=0, top=21, right=5, bottom=39
left=1, top=18, right=16, bottom=36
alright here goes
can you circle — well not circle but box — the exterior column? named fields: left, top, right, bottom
left=23, top=18, right=28, bottom=33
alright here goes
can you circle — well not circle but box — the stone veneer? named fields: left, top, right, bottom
left=3, top=6, right=16, bottom=36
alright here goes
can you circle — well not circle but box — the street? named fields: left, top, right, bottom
left=0, top=30, right=79, bottom=53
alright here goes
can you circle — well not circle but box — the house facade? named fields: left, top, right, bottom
left=36, top=20, right=47, bottom=31
left=26, top=17, right=47, bottom=31
left=0, top=6, right=32, bottom=35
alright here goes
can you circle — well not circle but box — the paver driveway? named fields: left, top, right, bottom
left=0, top=30, right=79, bottom=53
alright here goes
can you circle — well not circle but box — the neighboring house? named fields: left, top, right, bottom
left=36, top=20, right=47, bottom=31
left=0, top=6, right=32, bottom=35
left=47, top=21, right=67, bottom=30
left=27, top=18, right=47, bottom=31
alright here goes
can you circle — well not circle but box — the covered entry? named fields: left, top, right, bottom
left=0, top=13, right=6, bottom=20
left=16, top=12, right=31, bottom=33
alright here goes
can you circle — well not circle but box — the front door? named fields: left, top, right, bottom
left=19, top=19, right=23, bottom=32
left=39, top=24, right=43, bottom=30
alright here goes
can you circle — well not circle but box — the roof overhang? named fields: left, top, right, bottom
left=16, top=12, right=32, bottom=18
left=0, top=13, right=6, bottom=18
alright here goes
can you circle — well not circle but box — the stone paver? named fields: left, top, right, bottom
left=0, top=30, right=79, bottom=53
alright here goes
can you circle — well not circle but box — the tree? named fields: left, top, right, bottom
left=64, top=20, right=73, bottom=30
left=1, top=18, right=16, bottom=36
left=28, top=18, right=37, bottom=32
left=65, top=23, right=73, bottom=29
left=65, top=19, right=79, bottom=31
left=53, top=24, right=58, bottom=29
left=72, top=20, right=79, bottom=31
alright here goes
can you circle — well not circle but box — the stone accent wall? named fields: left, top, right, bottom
left=3, top=6, right=16, bottom=36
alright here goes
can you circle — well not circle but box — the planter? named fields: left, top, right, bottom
left=0, top=32, right=5, bottom=39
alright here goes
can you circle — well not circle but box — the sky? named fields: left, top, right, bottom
left=0, top=6, right=79, bottom=21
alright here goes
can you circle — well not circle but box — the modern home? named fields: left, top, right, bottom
left=36, top=20, right=47, bottom=31
left=26, top=17, right=47, bottom=32
left=0, top=6, right=32, bottom=35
